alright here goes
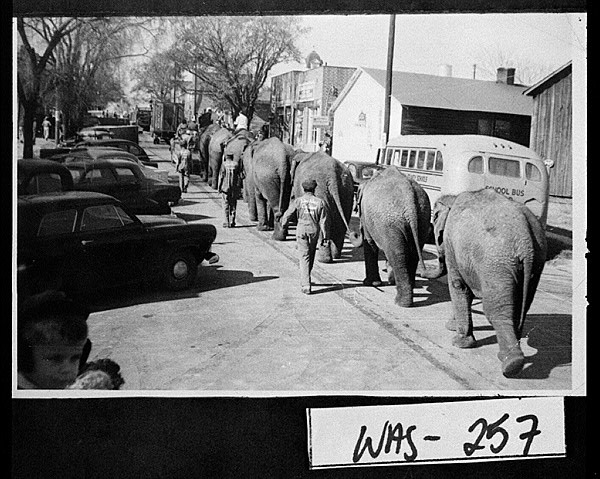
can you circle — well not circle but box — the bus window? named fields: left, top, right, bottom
left=393, top=150, right=401, bottom=165
left=434, top=151, right=444, bottom=171
left=489, top=156, right=521, bottom=178
left=526, top=162, right=542, bottom=181
left=400, top=150, right=408, bottom=167
left=408, top=150, right=417, bottom=168
left=417, top=150, right=426, bottom=169
left=467, top=156, right=484, bottom=174
left=425, top=150, right=435, bottom=170
left=385, top=149, right=393, bottom=166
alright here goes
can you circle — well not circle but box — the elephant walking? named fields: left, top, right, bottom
left=350, top=166, right=432, bottom=308
left=196, top=123, right=221, bottom=181
left=200, top=124, right=233, bottom=189
left=290, top=151, right=354, bottom=263
left=427, top=189, right=547, bottom=377
left=243, top=137, right=295, bottom=240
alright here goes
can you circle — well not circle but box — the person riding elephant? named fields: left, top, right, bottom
left=289, top=151, right=354, bottom=263
left=242, top=137, right=295, bottom=239
left=425, top=188, right=547, bottom=377
left=348, top=166, right=432, bottom=308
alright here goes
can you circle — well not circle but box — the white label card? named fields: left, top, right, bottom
left=307, top=397, right=565, bottom=469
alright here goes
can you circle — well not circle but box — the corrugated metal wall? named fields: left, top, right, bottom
left=529, top=74, right=572, bottom=198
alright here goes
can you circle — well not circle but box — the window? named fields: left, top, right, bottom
left=37, top=209, right=77, bottom=236
left=408, top=150, right=417, bottom=168
left=347, top=164, right=357, bottom=178
left=400, top=150, right=408, bottom=167
left=27, top=173, right=64, bottom=194
left=416, top=150, right=426, bottom=169
left=393, top=150, right=401, bottom=166
left=434, top=151, right=444, bottom=171
left=526, top=163, right=542, bottom=182
left=489, top=157, right=521, bottom=178
left=425, top=151, right=436, bottom=170
left=114, top=167, right=138, bottom=184
left=362, top=167, right=376, bottom=179
left=468, top=156, right=484, bottom=174
left=115, top=206, right=135, bottom=225
left=82, top=167, right=116, bottom=185
left=81, top=205, right=126, bottom=231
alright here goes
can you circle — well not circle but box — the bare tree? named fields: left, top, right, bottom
left=474, top=47, right=559, bottom=85
left=130, top=50, right=186, bottom=104
left=168, top=16, right=306, bottom=123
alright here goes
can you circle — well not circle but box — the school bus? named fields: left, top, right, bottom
left=376, top=135, right=553, bottom=227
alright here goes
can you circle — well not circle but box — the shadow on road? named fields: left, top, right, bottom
left=174, top=212, right=214, bottom=222
left=83, top=266, right=278, bottom=313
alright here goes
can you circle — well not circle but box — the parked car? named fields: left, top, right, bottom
left=17, top=159, right=74, bottom=195
left=17, top=191, right=219, bottom=299
left=74, top=139, right=157, bottom=167
left=64, top=158, right=180, bottom=215
left=343, top=160, right=386, bottom=195
left=47, top=147, right=168, bottom=183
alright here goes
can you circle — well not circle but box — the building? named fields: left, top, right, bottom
left=270, top=51, right=355, bottom=151
left=330, top=67, right=534, bottom=163
left=524, top=61, right=572, bottom=199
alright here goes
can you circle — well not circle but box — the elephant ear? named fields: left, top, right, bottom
left=432, top=195, right=456, bottom=248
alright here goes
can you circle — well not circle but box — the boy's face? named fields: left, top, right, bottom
left=27, top=340, right=87, bottom=389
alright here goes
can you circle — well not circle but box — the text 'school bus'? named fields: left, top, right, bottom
left=376, top=135, right=553, bottom=227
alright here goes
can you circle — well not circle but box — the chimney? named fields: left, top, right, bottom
left=496, top=67, right=516, bottom=85
left=438, top=64, right=453, bottom=77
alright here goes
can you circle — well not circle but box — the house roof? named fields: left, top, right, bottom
left=523, top=61, right=572, bottom=97
left=332, top=67, right=532, bottom=116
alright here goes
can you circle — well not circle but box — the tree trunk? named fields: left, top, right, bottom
left=21, top=102, right=36, bottom=159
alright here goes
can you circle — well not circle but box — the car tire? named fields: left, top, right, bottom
left=164, top=249, right=197, bottom=291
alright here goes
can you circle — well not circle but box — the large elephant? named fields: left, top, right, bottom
left=196, top=123, right=222, bottom=181
left=201, top=124, right=233, bottom=189
left=243, top=137, right=295, bottom=240
left=290, top=151, right=355, bottom=263
left=349, top=166, right=432, bottom=308
left=426, top=188, right=547, bottom=377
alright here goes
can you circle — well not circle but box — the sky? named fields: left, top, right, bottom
left=268, top=12, right=586, bottom=84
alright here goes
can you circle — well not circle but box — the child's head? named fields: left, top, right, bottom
left=18, top=291, right=90, bottom=389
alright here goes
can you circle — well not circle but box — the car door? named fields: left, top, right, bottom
left=73, top=203, right=148, bottom=287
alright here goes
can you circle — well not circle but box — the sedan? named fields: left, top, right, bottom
left=64, top=158, right=180, bottom=215
left=47, top=147, right=168, bottom=183
left=18, top=191, right=219, bottom=299
left=343, top=160, right=386, bottom=196
left=17, top=159, right=74, bottom=195
left=74, top=139, right=157, bottom=167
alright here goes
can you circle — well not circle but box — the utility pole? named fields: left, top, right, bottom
left=383, top=14, right=396, bottom=146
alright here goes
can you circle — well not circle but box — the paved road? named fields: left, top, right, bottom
left=85, top=134, right=575, bottom=393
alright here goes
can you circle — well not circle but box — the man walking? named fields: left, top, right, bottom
left=217, top=153, right=243, bottom=228
left=281, top=179, right=330, bottom=295
left=175, top=133, right=193, bottom=193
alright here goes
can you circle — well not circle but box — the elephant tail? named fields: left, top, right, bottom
left=517, top=257, right=533, bottom=338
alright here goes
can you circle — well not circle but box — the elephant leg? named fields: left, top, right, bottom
left=329, top=235, right=344, bottom=260
left=447, top=274, right=476, bottom=348
left=245, top=185, right=258, bottom=221
left=255, top=194, right=273, bottom=231
left=385, top=249, right=417, bottom=308
left=362, top=236, right=382, bottom=287
left=386, top=260, right=395, bottom=285
left=482, top=291, right=525, bottom=377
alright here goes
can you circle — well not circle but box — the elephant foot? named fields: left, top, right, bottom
left=452, top=333, right=476, bottom=349
left=394, top=295, right=413, bottom=308
left=257, top=225, right=273, bottom=231
left=317, top=257, right=333, bottom=264
left=445, top=318, right=457, bottom=331
left=362, top=278, right=382, bottom=287
left=498, top=348, right=525, bottom=378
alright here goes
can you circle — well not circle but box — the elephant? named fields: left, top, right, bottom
left=348, top=166, right=432, bottom=308
left=200, top=124, right=233, bottom=189
left=289, top=151, right=355, bottom=263
left=242, top=137, right=296, bottom=240
left=426, top=188, right=547, bottom=377
left=195, top=123, right=221, bottom=181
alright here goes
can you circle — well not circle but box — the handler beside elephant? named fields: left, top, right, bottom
left=426, top=188, right=547, bottom=377
left=281, top=179, right=330, bottom=295
left=349, top=166, right=432, bottom=308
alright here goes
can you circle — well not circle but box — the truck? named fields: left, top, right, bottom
left=150, top=101, right=185, bottom=144
left=132, top=106, right=152, bottom=131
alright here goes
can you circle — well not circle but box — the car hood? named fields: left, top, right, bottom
left=137, top=214, right=186, bottom=227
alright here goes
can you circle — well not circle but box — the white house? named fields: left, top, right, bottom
left=330, top=67, right=533, bottom=163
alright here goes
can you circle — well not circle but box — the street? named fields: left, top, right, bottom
left=84, top=133, right=574, bottom=393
